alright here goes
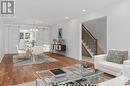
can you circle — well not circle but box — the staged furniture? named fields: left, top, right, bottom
left=123, top=60, right=130, bottom=78
left=98, top=60, right=130, bottom=86
left=51, top=38, right=66, bottom=55
left=94, top=54, right=130, bottom=76
left=52, top=44, right=66, bottom=51
left=51, top=44, right=66, bottom=55
left=36, top=64, right=103, bottom=86
left=32, top=46, right=44, bottom=55
left=98, top=75, right=130, bottom=86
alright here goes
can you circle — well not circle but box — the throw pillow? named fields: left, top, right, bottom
left=106, top=50, right=128, bottom=64
left=125, top=80, right=130, bottom=85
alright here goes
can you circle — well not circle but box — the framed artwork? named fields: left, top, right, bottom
left=25, top=33, right=30, bottom=39
left=58, top=28, right=62, bottom=38
left=20, top=33, right=24, bottom=39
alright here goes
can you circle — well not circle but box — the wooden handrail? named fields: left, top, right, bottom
left=96, top=39, right=98, bottom=55
left=82, top=25, right=97, bottom=40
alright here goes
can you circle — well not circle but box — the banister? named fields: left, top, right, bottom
left=82, top=24, right=99, bottom=55
left=82, top=25, right=97, bottom=40
left=96, top=39, right=98, bottom=55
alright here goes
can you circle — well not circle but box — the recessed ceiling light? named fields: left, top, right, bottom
left=82, top=9, right=86, bottom=12
left=65, top=16, right=69, bottom=19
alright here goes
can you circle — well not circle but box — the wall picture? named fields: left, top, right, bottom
left=58, top=28, right=62, bottom=38
left=25, top=33, right=30, bottom=39
left=20, top=33, right=24, bottom=39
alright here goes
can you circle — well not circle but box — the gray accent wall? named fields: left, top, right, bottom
left=83, top=17, right=107, bottom=53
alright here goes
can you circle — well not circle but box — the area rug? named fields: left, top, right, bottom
left=13, top=54, right=58, bottom=66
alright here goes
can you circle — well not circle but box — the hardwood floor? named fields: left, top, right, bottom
left=0, top=53, right=80, bottom=86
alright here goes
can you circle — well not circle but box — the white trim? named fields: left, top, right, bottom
left=79, top=23, right=82, bottom=60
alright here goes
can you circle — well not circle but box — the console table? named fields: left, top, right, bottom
left=51, top=44, right=66, bottom=55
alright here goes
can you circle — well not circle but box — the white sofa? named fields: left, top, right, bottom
left=94, top=54, right=130, bottom=76
left=98, top=75, right=130, bottom=86
left=98, top=60, right=130, bottom=86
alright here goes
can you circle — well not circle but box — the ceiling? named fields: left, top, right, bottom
left=2, top=0, right=121, bottom=26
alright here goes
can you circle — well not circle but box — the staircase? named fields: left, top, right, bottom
left=82, top=25, right=98, bottom=57
left=82, top=40, right=94, bottom=57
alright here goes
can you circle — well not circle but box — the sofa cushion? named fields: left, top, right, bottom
left=98, top=62, right=123, bottom=72
left=106, top=50, right=128, bottom=64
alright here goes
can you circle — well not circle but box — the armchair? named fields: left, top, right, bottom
left=123, top=60, right=130, bottom=78
left=16, top=45, right=26, bottom=54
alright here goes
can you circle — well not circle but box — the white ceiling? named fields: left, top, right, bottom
left=2, top=0, right=121, bottom=26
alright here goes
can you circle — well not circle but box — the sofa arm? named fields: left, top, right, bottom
left=123, top=60, right=130, bottom=65
left=123, top=60, right=130, bottom=78
left=94, top=54, right=107, bottom=63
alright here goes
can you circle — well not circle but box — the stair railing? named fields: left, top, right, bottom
left=82, top=25, right=98, bottom=55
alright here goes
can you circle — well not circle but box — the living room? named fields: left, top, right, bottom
left=0, top=0, right=130, bottom=86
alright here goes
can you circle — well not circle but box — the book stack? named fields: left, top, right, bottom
left=50, top=68, right=66, bottom=83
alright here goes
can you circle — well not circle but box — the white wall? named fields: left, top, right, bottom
left=106, top=0, right=130, bottom=50
left=36, top=28, right=50, bottom=45
left=4, top=25, right=19, bottom=54
left=80, top=0, right=130, bottom=51
left=4, top=26, right=19, bottom=54
left=0, top=21, right=4, bottom=62
left=50, top=19, right=81, bottom=60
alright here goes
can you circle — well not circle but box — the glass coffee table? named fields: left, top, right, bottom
left=36, top=64, right=103, bottom=86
